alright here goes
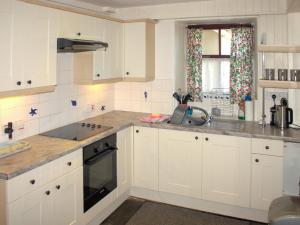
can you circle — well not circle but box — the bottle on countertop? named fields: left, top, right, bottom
left=245, top=95, right=254, bottom=121
left=238, top=101, right=245, bottom=121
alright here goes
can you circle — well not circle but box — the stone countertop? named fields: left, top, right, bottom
left=1, top=110, right=300, bottom=180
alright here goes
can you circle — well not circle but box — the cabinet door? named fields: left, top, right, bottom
left=7, top=184, right=53, bottom=225
left=52, top=168, right=83, bottom=225
left=159, top=129, right=202, bottom=198
left=124, top=23, right=146, bottom=78
left=0, top=0, right=14, bottom=92
left=251, top=154, right=283, bottom=211
left=12, top=2, right=58, bottom=89
left=117, top=127, right=133, bottom=196
left=93, top=50, right=105, bottom=80
left=60, top=12, right=96, bottom=40
left=104, top=21, right=124, bottom=79
left=133, top=126, right=158, bottom=190
left=202, top=134, right=251, bottom=207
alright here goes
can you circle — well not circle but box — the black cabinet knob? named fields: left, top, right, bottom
left=56, top=185, right=61, bottom=190
left=195, top=136, right=199, bottom=140
left=27, top=80, right=32, bottom=85
left=67, top=162, right=72, bottom=166
left=45, top=190, right=51, bottom=195
left=30, top=179, right=35, bottom=185
left=265, top=146, right=270, bottom=150
left=135, top=130, right=139, bottom=133
left=205, top=137, right=209, bottom=141
left=255, top=159, right=259, bottom=163
left=126, top=72, right=130, bottom=75
left=96, top=74, right=100, bottom=77
left=16, top=81, right=21, bottom=86
left=77, top=32, right=81, bottom=36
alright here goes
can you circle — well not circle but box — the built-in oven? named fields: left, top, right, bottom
left=83, top=134, right=117, bottom=212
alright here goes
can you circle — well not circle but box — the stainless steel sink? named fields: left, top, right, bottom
left=168, top=105, right=210, bottom=126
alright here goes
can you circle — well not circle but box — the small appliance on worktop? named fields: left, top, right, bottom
left=40, top=122, right=112, bottom=141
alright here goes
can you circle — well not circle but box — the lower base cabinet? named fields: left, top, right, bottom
left=251, top=154, right=283, bottom=210
left=133, top=126, right=159, bottom=191
left=202, top=134, right=251, bottom=208
left=159, top=129, right=202, bottom=198
left=7, top=167, right=83, bottom=225
left=117, top=127, right=133, bottom=197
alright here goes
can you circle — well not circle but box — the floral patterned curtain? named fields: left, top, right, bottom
left=186, top=28, right=203, bottom=101
left=230, top=27, right=254, bottom=103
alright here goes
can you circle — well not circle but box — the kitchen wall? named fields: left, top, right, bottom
left=114, top=20, right=177, bottom=115
left=0, top=53, right=114, bottom=142
left=113, top=0, right=298, bottom=123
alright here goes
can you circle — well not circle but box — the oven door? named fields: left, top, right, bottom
left=83, top=147, right=117, bottom=212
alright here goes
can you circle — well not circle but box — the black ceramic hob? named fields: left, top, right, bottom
left=40, top=122, right=112, bottom=141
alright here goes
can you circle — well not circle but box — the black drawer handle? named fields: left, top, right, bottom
left=96, top=74, right=100, bottom=77
left=195, top=136, right=199, bottom=140
left=205, top=137, right=209, bottom=141
left=16, top=81, right=21, bottom=86
left=45, top=190, right=51, bottom=195
left=265, top=146, right=270, bottom=150
left=30, top=179, right=35, bottom=185
left=77, top=32, right=81, bottom=36
left=126, top=72, right=130, bottom=75
left=136, top=130, right=139, bottom=133
left=27, top=80, right=32, bottom=85
left=255, top=159, right=259, bottom=163
left=56, top=185, right=61, bottom=190
left=67, top=162, right=72, bottom=166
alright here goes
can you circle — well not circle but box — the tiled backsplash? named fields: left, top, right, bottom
left=0, top=54, right=114, bottom=142
left=114, top=78, right=175, bottom=115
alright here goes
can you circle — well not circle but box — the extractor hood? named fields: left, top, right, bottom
left=57, top=38, right=108, bottom=53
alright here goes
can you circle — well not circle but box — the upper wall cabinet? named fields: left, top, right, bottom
left=0, top=0, right=58, bottom=97
left=0, top=0, right=13, bottom=93
left=60, top=12, right=100, bottom=40
left=74, top=20, right=124, bottom=84
left=124, top=21, right=155, bottom=82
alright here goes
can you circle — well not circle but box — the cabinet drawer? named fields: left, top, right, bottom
left=6, top=162, right=53, bottom=203
left=252, top=138, right=283, bottom=156
left=53, top=149, right=82, bottom=178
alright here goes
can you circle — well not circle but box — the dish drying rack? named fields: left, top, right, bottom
left=202, top=88, right=234, bottom=118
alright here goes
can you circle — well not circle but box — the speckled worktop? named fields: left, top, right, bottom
left=1, top=110, right=300, bottom=180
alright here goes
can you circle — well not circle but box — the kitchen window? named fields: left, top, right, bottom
left=202, top=28, right=232, bottom=93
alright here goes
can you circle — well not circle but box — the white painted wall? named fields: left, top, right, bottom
left=0, top=54, right=114, bottom=142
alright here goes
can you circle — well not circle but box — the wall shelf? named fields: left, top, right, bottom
left=257, top=45, right=300, bottom=53
left=258, top=80, right=300, bottom=89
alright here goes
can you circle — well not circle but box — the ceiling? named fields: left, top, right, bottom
left=71, top=0, right=210, bottom=8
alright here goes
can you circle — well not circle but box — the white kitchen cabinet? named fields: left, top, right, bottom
left=1, top=149, right=83, bottom=225
left=73, top=20, right=124, bottom=84
left=159, top=129, right=202, bottom=198
left=133, top=126, right=159, bottom=191
left=52, top=168, right=83, bottom=225
left=251, top=154, right=283, bottom=211
left=202, top=134, right=251, bottom=207
left=10, top=1, right=58, bottom=92
left=0, top=0, right=14, bottom=92
left=7, top=184, right=52, bottom=225
left=117, top=127, right=133, bottom=197
left=124, top=22, right=155, bottom=81
left=60, top=12, right=99, bottom=40
left=7, top=168, right=82, bottom=225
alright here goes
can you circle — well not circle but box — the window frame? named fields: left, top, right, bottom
left=187, top=24, right=253, bottom=59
